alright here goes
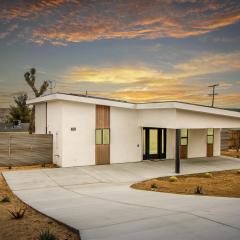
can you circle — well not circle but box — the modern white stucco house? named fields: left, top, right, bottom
left=27, top=93, right=240, bottom=171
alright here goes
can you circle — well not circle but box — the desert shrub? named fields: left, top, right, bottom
left=237, top=170, right=240, bottom=174
left=204, top=172, right=213, bottom=178
left=194, top=185, right=203, bottom=195
left=38, top=229, right=58, bottom=240
left=151, top=183, right=158, bottom=189
left=0, top=196, right=10, bottom=203
left=8, top=207, right=26, bottom=219
left=169, top=176, right=178, bottom=182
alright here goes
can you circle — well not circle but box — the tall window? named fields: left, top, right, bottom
left=180, top=129, right=188, bottom=146
left=95, top=128, right=110, bottom=145
left=207, top=128, right=214, bottom=144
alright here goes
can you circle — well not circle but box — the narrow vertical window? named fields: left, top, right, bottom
left=180, top=129, right=188, bottom=145
left=143, top=129, right=146, bottom=155
left=102, top=129, right=110, bottom=144
left=207, top=128, right=214, bottom=144
left=96, top=129, right=102, bottom=144
left=95, top=128, right=110, bottom=145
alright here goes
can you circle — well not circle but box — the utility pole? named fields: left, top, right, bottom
left=208, top=84, right=219, bottom=107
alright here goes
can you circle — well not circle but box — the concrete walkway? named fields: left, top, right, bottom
left=3, top=156, right=240, bottom=240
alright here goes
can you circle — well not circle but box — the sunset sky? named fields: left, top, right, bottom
left=0, top=0, right=240, bottom=108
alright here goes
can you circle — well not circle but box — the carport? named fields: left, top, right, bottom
left=137, top=102, right=240, bottom=173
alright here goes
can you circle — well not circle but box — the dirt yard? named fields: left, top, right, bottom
left=0, top=165, right=80, bottom=240
left=221, top=149, right=240, bottom=158
left=131, top=170, right=240, bottom=198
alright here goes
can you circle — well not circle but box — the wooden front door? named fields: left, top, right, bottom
left=95, top=105, right=110, bottom=165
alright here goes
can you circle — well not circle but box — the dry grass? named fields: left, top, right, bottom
left=131, top=170, right=240, bottom=198
left=0, top=165, right=80, bottom=240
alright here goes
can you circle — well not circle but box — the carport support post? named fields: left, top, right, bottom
left=175, top=129, right=180, bottom=173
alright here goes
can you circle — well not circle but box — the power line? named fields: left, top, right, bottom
left=208, top=83, right=219, bottom=107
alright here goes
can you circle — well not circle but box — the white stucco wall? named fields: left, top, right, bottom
left=138, top=109, right=176, bottom=128
left=166, top=129, right=176, bottom=159
left=165, top=128, right=220, bottom=159
left=61, top=101, right=95, bottom=167
left=176, top=109, right=240, bottom=129
left=214, top=128, right=221, bottom=156
left=110, top=107, right=142, bottom=163
left=35, top=103, right=46, bottom=134
left=35, top=101, right=63, bottom=166
left=188, top=129, right=207, bottom=158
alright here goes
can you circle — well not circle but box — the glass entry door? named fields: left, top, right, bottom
left=143, top=128, right=166, bottom=160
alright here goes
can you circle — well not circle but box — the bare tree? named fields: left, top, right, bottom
left=24, top=68, right=49, bottom=133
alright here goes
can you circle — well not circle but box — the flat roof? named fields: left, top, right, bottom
left=27, top=92, right=240, bottom=119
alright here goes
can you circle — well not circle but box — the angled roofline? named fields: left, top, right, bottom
left=27, top=92, right=240, bottom=119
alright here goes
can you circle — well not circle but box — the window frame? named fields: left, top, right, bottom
left=95, top=128, right=110, bottom=145
left=180, top=129, right=188, bottom=146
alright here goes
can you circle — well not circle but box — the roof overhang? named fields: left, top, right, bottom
left=27, top=93, right=240, bottom=124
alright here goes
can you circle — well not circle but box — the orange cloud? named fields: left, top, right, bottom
left=58, top=49, right=240, bottom=107
left=1, top=1, right=240, bottom=44
left=0, top=0, right=67, bottom=20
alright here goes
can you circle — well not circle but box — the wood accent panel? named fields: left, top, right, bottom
left=0, top=133, right=53, bottom=166
left=180, top=145, right=188, bottom=159
left=95, top=145, right=110, bottom=165
left=95, top=105, right=110, bottom=165
left=207, top=144, right=213, bottom=157
left=96, top=105, right=110, bottom=128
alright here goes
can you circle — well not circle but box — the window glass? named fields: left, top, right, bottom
left=181, top=138, right=188, bottom=146
left=149, top=129, right=158, bottom=154
left=207, top=136, right=214, bottom=144
left=208, top=128, right=214, bottom=136
left=103, top=129, right=110, bottom=144
left=181, top=129, right=188, bottom=138
left=96, top=129, right=102, bottom=144
left=143, top=129, right=146, bottom=155
left=162, top=129, right=165, bottom=154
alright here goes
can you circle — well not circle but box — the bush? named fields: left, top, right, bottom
left=8, top=207, right=26, bottom=219
left=151, top=183, right=158, bottom=189
left=38, top=229, right=58, bottom=240
left=169, top=176, right=178, bottom=182
left=204, top=172, right=213, bottom=178
left=237, top=170, right=240, bottom=174
left=194, top=185, right=203, bottom=195
left=0, top=196, right=10, bottom=203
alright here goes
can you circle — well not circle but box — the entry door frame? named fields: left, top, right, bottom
left=143, top=128, right=166, bottom=160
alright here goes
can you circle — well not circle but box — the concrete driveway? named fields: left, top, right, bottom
left=3, top=156, right=240, bottom=240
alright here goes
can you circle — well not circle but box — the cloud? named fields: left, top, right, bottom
left=174, top=51, right=240, bottom=78
left=63, top=66, right=176, bottom=85
left=0, top=1, right=240, bottom=44
left=0, top=0, right=67, bottom=20
left=0, top=32, right=8, bottom=39
left=58, top=49, right=240, bottom=107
